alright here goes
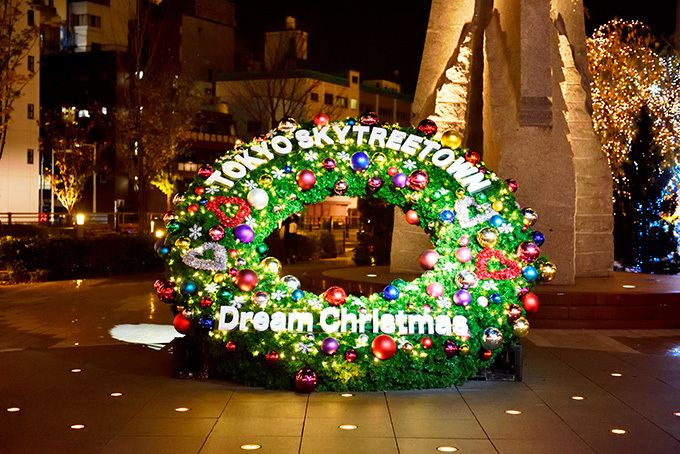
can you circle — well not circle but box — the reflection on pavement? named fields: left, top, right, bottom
left=109, top=324, right=183, bottom=350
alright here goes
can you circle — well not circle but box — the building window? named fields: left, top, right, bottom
left=310, top=92, right=319, bottom=102
left=208, top=68, right=213, bottom=82
left=27, top=103, right=34, bottom=119
left=351, top=75, right=358, bottom=84
left=90, top=15, right=101, bottom=28
left=28, top=56, right=34, bottom=72
left=27, top=10, right=34, bottom=26
left=71, top=14, right=101, bottom=28
left=379, top=107, right=393, bottom=118
left=27, top=149, right=34, bottom=164
left=350, top=98, right=358, bottom=110
left=324, top=93, right=333, bottom=105
left=247, top=120, right=262, bottom=134
left=336, top=96, right=347, bottom=108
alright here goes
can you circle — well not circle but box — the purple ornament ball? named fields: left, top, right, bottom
left=321, top=337, right=340, bottom=355
left=367, top=177, right=383, bottom=191
left=454, top=289, right=472, bottom=306
left=295, top=368, right=318, bottom=393
left=392, top=172, right=408, bottom=188
left=234, top=224, right=255, bottom=243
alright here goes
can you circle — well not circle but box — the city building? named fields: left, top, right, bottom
left=0, top=1, right=42, bottom=218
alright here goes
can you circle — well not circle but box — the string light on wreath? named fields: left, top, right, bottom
left=157, top=114, right=553, bottom=392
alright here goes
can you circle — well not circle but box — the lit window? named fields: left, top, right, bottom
left=350, top=98, right=358, bottom=110
left=336, top=96, right=347, bottom=108
left=78, top=109, right=90, bottom=118
left=101, top=107, right=107, bottom=115
left=27, top=149, right=34, bottom=165
left=27, top=104, right=34, bottom=119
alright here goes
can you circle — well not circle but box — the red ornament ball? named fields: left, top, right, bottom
left=235, top=269, right=258, bottom=292
left=420, top=337, right=433, bottom=349
left=505, top=178, right=518, bottom=192
left=419, top=249, right=440, bottom=270
left=187, top=204, right=199, bottom=213
left=517, top=241, right=540, bottom=263
left=405, top=209, right=420, bottom=225
left=387, top=166, right=398, bottom=176
left=194, top=186, right=205, bottom=196
left=324, top=286, right=347, bottom=306
left=228, top=248, right=239, bottom=258
left=173, top=312, right=191, bottom=334
left=225, top=341, right=237, bottom=352
left=464, top=151, right=480, bottom=165
left=372, top=334, right=397, bottom=360
left=314, top=113, right=330, bottom=128
left=443, top=339, right=459, bottom=358
left=408, top=170, right=429, bottom=191
left=345, top=349, right=357, bottom=362
left=197, top=164, right=213, bottom=178
left=521, top=292, right=540, bottom=313
left=360, top=111, right=380, bottom=126
left=417, top=119, right=438, bottom=137
left=265, top=351, right=279, bottom=365
left=480, top=349, right=493, bottom=361
left=322, top=157, right=336, bottom=171
left=426, top=282, right=444, bottom=298
left=295, top=367, right=318, bottom=393
left=200, top=296, right=213, bottom=307
left=296, top=169, right=317, bottom=191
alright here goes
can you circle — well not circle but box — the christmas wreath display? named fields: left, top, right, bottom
left=154, top=112, right=556, bottom=392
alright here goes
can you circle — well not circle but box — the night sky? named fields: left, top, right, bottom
left=231, top=0, right=677, bottom=96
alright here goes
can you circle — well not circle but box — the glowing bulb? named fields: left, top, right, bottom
left=571, top=396, right=585, bottom=401
left=110, top=392, right=123, bottom=397
left=611, top=372, right=622, bottom=377
left=341, top=393, right=353, bottom=398
left=611, top=429, right=626, bottom=435
left=505, top=410, right=521, bottom=415
left=338, top=424, right=357, bottom=430
left=70, top=368, right=82, bottom=373
left=240, top=444, right=262, bottom=450
left=174, top=407, right=190, bottom=412
left=6, top=407, right=20, bottom=412
left=70, top=424, right=86, bottom=430
left=437, top=447, right=458, bottom=453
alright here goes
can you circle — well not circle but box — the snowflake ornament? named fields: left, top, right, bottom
left=188, top=224, right=203, bottom=240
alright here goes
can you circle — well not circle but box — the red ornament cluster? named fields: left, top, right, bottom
left=206, top=196, right=251, bottom=228
left=475, top=248, right=522, bottom=280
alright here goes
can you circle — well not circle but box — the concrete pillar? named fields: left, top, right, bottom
left=392, top=0, right=613, bottom=284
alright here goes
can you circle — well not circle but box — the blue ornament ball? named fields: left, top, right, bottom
left=198, top=316, right=214, bottom=330
left=490, top=293, right=502, bottom=304
left=439, top=210, right=455, bottom=223
left=382, top=285, right=400, bottom=301
left=180, top=280, right=198, bottom=296
left=346, top=118, right=356, bottom=126
left=283, top=165, right=293, bottom=174
left=292, top=289, right=304, bottom=301
left=350, top=152, right=371, bottom=171
left=489, top=215, right=505, bottom=227
left=522, top=266, right=539, bottom=282
left=155, top=240, right=169, bottom=256
left=532, top=231, right=545, bottom=246
left=199, top=198, right=207, bottom=205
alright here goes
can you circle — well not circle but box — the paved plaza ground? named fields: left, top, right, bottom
left=1, top=272, right=679, bottom=453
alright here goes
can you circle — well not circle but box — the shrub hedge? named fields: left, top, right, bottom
left=0, top=235, right=165, bottom=282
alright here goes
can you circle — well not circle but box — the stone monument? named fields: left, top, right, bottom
left=391, top=0, right=613, bottom=285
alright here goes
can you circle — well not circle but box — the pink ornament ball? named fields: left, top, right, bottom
left=516, top=241, right=540, bottom=263
left=426, top=282, right=444, bottom=298
left=209, top=225, right=225, bottom=241
left=455, top=247, right=473, bottom=263
left=419, top=249, right=440, bottom=270
left=405, top=210, right=420, bottom=225
left=296, top=169, right=316, bottom=191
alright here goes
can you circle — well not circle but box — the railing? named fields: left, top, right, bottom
left=0, top=212, right=166, bottom=234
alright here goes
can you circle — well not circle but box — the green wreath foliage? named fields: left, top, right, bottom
left=156, top=116, right=554, bottom=391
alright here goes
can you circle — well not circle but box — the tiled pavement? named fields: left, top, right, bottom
left=1, top=275, right=679, bottom=453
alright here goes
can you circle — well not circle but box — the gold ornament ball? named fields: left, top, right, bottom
left=402, top=342, right=414, bottom=353
left=261, top=256, right=282, bottom=274
left=455, top=188, right=466, bottom=199
left=213, top=273, right=226, bottom=283
left=492, top=200, right=504, bottom=211
left=476, top=227, right=499, bottom=248
left=259, top=174, right=274, bottom=188
left=459, top=344, right=471, bottom=355
left=174, top=237, right=191, bottom=249
left=372, top=152, right=387, bottom=165
left=513, top=317, right=530, bottom=338
left=441, top=130, right=462, bottom=149
left=540, top=261, right=557, bottom=282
